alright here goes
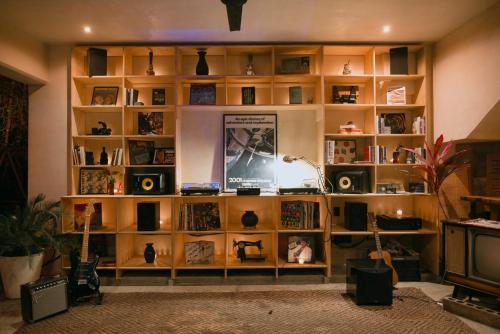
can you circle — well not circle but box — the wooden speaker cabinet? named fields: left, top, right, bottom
left=445, top=224, right=466, bottom=275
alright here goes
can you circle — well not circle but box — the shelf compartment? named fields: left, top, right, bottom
left=117, top=197, right=173, bottom=232
left=173, top=233, right=226, bottom=269
left=177, top=76, right=226, bottom=106
left=72, top=47, right=124, bottom=77
left=226, top=46, right=273, bottom=76
left=325, top=106, right=375, bottom=134
left=123, top=137, right=175, bottom=166
left=226, top=76, right=272, bottom=105
left=375, top=77, right=425, bottom=105
left=325, top=104, right=374, bottom=111
left=178, top=47, right=226, bottom=76
left=72, top=110, right=123, bottom=136
left=331, top=225, right=436, bottom=235
left=72, top=106, right=122, bottom=113
left=73, top=76, right=123, bottom=86
left=374, top=45, right=426, bottom=76
left=124, top=109, right=175, bottom=136
left=277, top=233, right=327, bottom=268
left=118, top=255, right=171, bottom=270
left=274, top=46, right=321, bottom=75
left=323, top=46, right=374, bottom=76
left=124, top=47, right=176, bottom=77
left=61, top=197, right=118, bottom=233
left=273, top=75, right=321, bottom=105
left=117, top=234, right=171, bottom=269
left=124, top=79, right=176, bottom=107
left=324, top=77, right=374, bottom=105
left=226, top=196, right=275, bottom=231
left=227, top=232, right=275, bottom=268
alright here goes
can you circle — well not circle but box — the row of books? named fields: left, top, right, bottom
left=412, top=116, right=426, bottom=134
left=407, top=146, right=426, bottom=164
left=72, top=146, right=93, bottom=166
left=281, top=201, right=320, bottom=230
left=110, top=148, right=123, bottom=166
left=178, top=202, right=221, bottom=231
left=364, top=145, right=388, bottom=164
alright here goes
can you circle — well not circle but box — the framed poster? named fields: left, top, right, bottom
left=224, top=114, right=277, bottom=191
left=79, top=168, right=108, bottom=195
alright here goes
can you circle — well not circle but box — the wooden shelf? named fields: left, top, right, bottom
left=174, top=230, right=225, bottom=235
left=325, top=104, right=374, bottom=111
left=73, top=135, right=122, bottom=140
left=376, top=134, right=426, bottom=138
left=325, top=163, right=376, bottom=167
left=226, top=258, right=276, bottom=269
left=331, top=225, right=437, bottom=235
left=124, top=105, right=175, bottom=112
left=277, top=258, right=327, bottom=268
left=376, top=104, right=425, bottom=110
left=73, top=106, right=122, bottom=113
left=73, top=76, right=123, bottom=85
left=118, top=225, right=171, bottom=234
left=124, top=135, right=175, bottom=139
left=324, top=75, right=373, bottom=84
left=375, top=74, right=424, bottom=81
left=119, top=255, right=171, bottom=269
left=125, top=75, right=176, bottom=85
left=277, top=229, right=324, bottom=233
left=175, top=255, right=225, bottom=269
left=125, top=164, right=175, bottom=168
left=460, top=195, right=500, bottom=205
left=324, top=134, right=375, bottom=138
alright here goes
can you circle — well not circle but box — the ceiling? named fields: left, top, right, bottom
left=0, top=0, right=497, bottom=44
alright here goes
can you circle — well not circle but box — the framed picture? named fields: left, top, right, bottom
left=153, top=147, right=175, bottom=165
left=91, top=86, right=119, bottom=105
left=241, top=87, right=255, bottom=105
left=381, top=113, right=406, bottom=134
left=287, top=236, right=315, bottom=263
left=289, top=86, right=302, bottom=104
left=190, top=84, right=216, bottom=105
left=334, top=140, right=356, bottom=164
left=280, top=56, right=310, bottom=74
left=79, top=168, right=108, bottom=195
left=138, top=112, right=163, bottom=135
left=74, top=202, right=102, bottom=230
left=128, top=140, right=154, bottom=165
left=224, top=114, right=277, bottom=191
left=152, top=88, right=166, bottom=105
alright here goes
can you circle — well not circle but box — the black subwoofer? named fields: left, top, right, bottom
left=346, top=259, right=393, bottom=305
left=344, top=202, right=368, bottom=231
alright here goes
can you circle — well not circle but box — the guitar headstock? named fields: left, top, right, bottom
left=85, top=199, right=96, bottom=217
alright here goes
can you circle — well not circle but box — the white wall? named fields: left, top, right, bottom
left=28, top=46, right=71, bottom=200
left=433, top=2, right=500, bottom=141
left=0, top=24, right=48, bottom=84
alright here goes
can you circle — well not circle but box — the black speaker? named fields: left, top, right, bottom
left=132, top=173, right=166, bottom=195
left=137, top=202, right=160, bottom=231
left=88, top=48, right=107, bottom=77
left=344, top=202, right=368, bottom=231
left=333, top=171, right=370, bottom=194
left=389, top=47, right=408, bottom=75
left=346, top=259, right=393, bottom=305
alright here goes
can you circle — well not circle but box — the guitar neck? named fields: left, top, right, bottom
left=369, top=213, right=384, bottom=259
left=80, top=201, right=95, bottom=263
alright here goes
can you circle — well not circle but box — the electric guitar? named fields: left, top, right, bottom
left=368, top=213, right=399, bottom=286
left=69, top=200, right=102, bottom=303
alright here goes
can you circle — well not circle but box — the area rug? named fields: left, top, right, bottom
left=16, top=288, right=475, bottom=334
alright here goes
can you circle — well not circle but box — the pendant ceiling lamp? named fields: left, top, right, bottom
left=221, top=0, right=247, bottom=31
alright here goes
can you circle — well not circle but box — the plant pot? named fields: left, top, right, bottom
left=0, top=252, right=43, bottom=299
left=144, top=243, right=156, bottom=263
left=241, top=211, right=259, bottom=229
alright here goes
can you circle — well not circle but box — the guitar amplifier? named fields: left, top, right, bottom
left=21, top=277, right=69, bottom=323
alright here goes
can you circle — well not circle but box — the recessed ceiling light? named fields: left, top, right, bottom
left=383, top=25, right=391, bottom=33
left=83, top=26, right=92, bottom=34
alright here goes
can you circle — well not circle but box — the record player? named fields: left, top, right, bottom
left=180, top=182, right=220, bottom=196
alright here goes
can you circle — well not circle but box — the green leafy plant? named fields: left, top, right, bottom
left=0, top=194, right=63, bottom=257
left=404, top=134, right=470, bottom=219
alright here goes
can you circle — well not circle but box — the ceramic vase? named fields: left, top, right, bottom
left=144, top=243, right=156, bottom=263
left=196, top=48, right=209, bottom=75
left=241, top=211, right=258, bottom=229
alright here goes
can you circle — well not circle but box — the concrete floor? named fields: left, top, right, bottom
left=0, top=282, right=498, bottom=334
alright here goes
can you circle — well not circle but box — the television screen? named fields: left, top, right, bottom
left=470, top=230, right=500, bottom=284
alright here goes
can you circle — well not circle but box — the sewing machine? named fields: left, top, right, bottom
left=233, top=240, right=265, bottom=262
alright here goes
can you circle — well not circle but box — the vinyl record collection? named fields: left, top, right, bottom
left=178, top=203, right=221, bottom=231
left=281, top=201, right=320, bottom=229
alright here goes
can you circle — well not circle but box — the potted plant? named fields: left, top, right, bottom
left=404, top=134, right=470, bottom=219
left=106, top=171, right=120, bottom=195
left=0, top=194, right=62, bottom=298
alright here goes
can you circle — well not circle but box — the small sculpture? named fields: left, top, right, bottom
left=392, top=145, right=403, bottom=163
left=342, top=59, right=352, bottom=75
left=97, top=121, right=111, bottom=135
left=245, top=54, right=255, bottom=75
left=146, top=48, right=155, bottom=76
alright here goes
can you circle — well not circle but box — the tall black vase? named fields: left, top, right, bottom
left=196, top=48, right=209, bottom=75
left=144, top=243, right=156, bottom=263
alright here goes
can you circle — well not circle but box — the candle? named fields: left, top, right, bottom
left=298, top=258, right=305, bottom=264
left=396, top=209, right=403, bottom=217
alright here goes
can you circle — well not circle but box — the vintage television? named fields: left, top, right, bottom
left=444, top=219, right=500, bottom=297
left=467, top=227, right=500, bottom=288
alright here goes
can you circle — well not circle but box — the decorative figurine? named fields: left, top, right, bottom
left=343, top=59, right=352, bottom=75
left=146, top=48, right=155, bottom=76
left=245, top=54, right=255, bottom=75
left=392, top=145, right=403, bottom=163
left=100, top=147, right=108, bottom=165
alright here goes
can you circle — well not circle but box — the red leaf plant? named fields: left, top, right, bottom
left=403, top=134, right=470, bottom=219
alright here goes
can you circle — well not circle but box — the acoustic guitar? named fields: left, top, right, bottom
left=368, top=213, right=399, bottom=286
left=69, top=200, right=102, bottom=303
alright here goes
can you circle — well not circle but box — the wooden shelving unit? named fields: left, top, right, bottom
left=63, top=43, right=436, bottom=281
